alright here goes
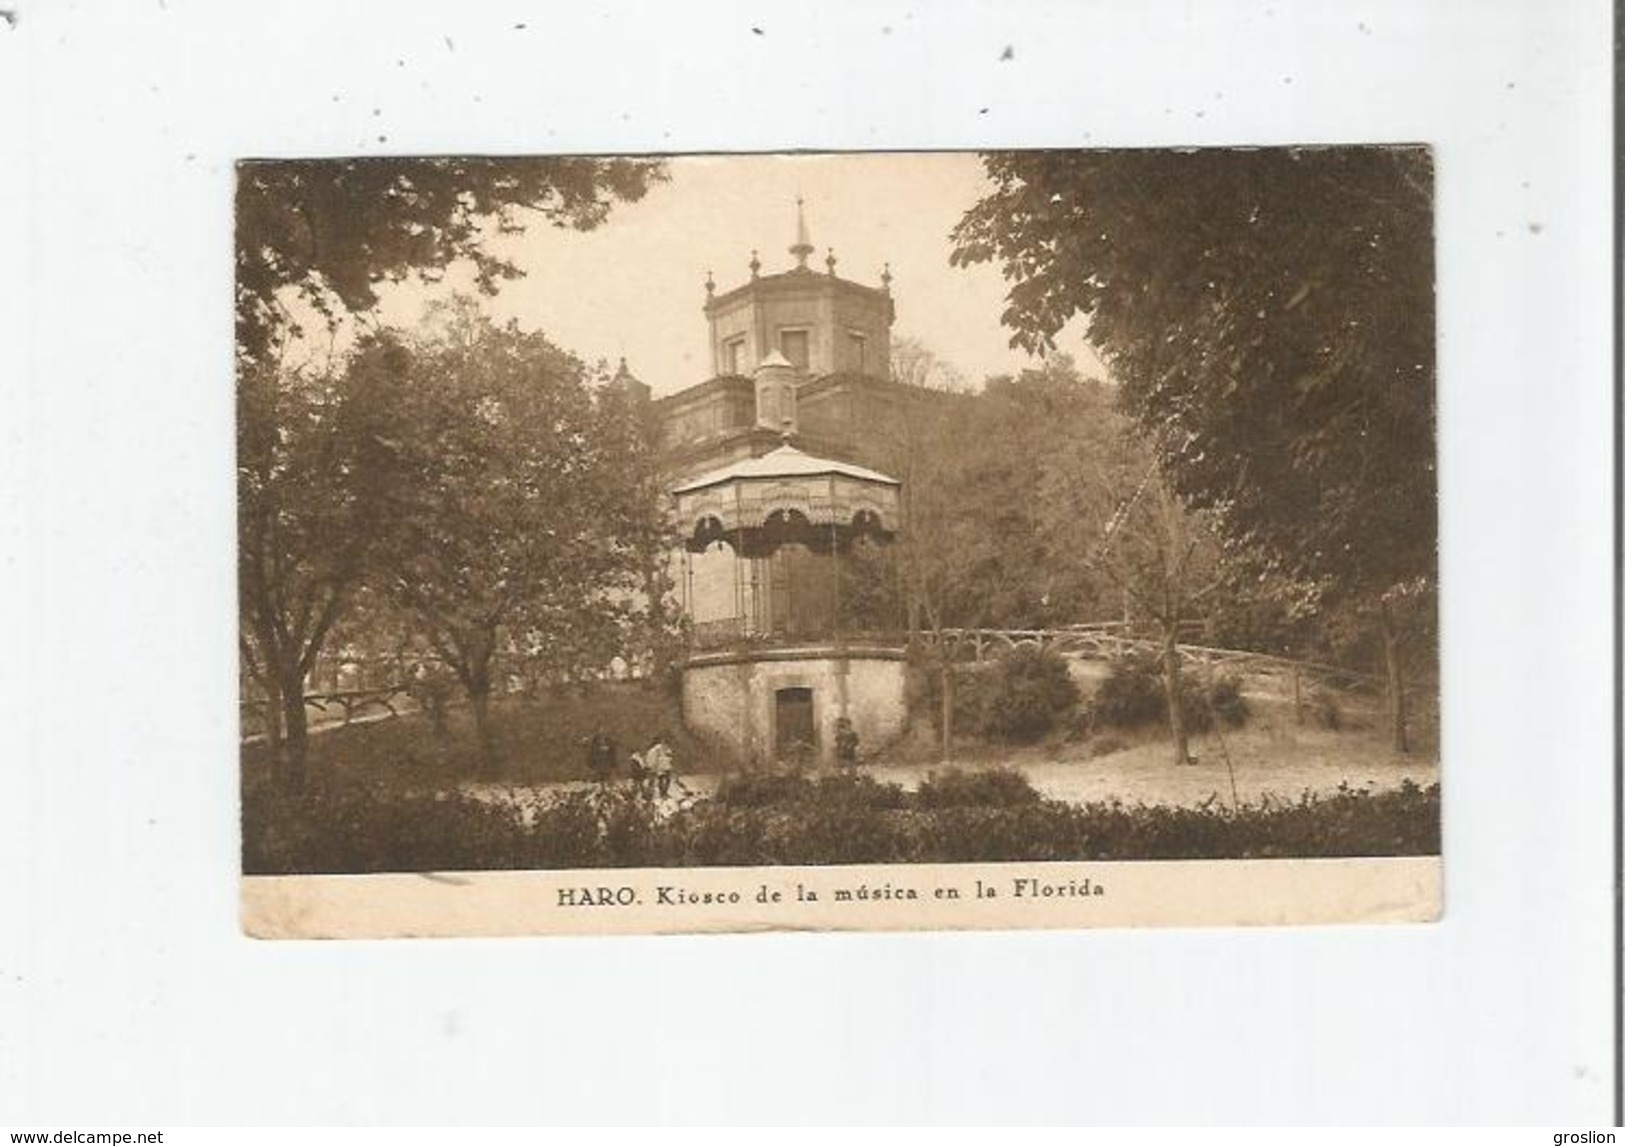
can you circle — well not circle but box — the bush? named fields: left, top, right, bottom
left=712, top=771, right=816, bottom=808
left=920, top=647, right=1081, bottom=744
left=1311, top=693, right=1343, bottom=730
left=245, top=772, right=1440, bottom=873
left=713, top=771, right=907, bottom=811
left=920, top=661, right=995, bottom=739
left=1206, top=675, right=1249, bottom=729
left=242, top=779, right=542, bottom=874
left=1088, top=650, right=1167, bottom=729
left=1088, top=653, right=1249, bottom=733
left=1088, top=734, right=1130, bottom=758
left=915, top=766, right=1041, bottom=809
left=980, top=646, right=1081, bottom=742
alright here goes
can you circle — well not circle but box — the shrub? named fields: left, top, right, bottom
left=714, top=771, right=907, bottom=811
left=1206, top=675, right=1249, bottom=729
left=242, top=779, right=538, bottom=874
left=1311, top=693, right=1343, bottom=730
left=244, top=772, right=1441, bottom=873
left=921, top=661, right=995, bottom=739
left=1088, top=650, right=1166, bottom=729
left=1088, top=734, right=1130, bottom=758
left=915, top=766, right=1041, bottom=809
left=712, top=771, right=816, bottom=808
left=1089, top=652, right=1249, bottom=733
left=980, top=646, right=1080, bottom=742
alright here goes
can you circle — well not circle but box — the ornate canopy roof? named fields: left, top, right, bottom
left=671, top=444, right=902, bottom=555
left=673, top=443, right=899, bottom=495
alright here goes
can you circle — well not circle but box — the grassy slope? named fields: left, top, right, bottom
left=240, top=683, right=704, bottom=788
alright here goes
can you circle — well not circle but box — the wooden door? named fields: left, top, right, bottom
left=775, top=687, right=816, bottom=761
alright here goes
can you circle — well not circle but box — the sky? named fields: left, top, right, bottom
left=369, top=152, right=1103, bottom=396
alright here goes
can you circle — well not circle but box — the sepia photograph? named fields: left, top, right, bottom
left=236, top=148, right=1441, bottom=936
left=9, top=0, right=1616, bottom=1126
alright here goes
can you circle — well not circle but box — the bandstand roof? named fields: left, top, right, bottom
left=672, top=443, right=900, bottom=495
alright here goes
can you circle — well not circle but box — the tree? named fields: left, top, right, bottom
left=1083, top=437, right=1227, bottom=766
left=972, top=357, right=1124, bottom=628
left=237, top=157, right=663, bottom=786
left=592, top=368, right=686, bottom=689
left=882, top=353, right=1122, bottom=636
left=380, top=305, right=662, bottom=776
left=237, top=345, right=412, bottom=788
left=890, top=334, right=969, bottom=392
left=952, top=147, right=1436, bottom=750
left=850, top=350, right=1128, bottom=759
left=236, top=156, right=665, bottom=364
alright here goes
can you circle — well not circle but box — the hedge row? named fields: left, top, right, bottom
left=243, top=771, right=1440, bottom=875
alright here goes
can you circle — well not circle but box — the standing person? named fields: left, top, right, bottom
left=835, top=716, right=860, bottom=768
left=645, top=733, right=675, bottom=798
left=586, top=726, right=617, bottom=784
left=627, top=749, right=648, bottom=797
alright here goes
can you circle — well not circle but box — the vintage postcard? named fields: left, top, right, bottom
left=237, top=148, right=1441, bottom=937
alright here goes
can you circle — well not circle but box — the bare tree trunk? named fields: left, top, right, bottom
left=940, top=661, right=953, bottom=763
left=262, top=687, right=283, bottom=783
left=1379, top=603, right=1409, bottom=754
left=644, top=553, right=671, bottom=688
left=470, top=688, right=497, bottom=778
left=278, top=669, right=310, bottom=791
left=1162, top=626, right=1191, bottom=767
left=466, top=639, right=500, bottom=778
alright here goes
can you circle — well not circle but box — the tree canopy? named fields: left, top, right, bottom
left=377, top=303, right=667, bottom=774
left=237, top=345, right=415, bottom=786
left=952, top=147, right=1437, bottom=749
left=950, top=147, right=1436, bottom=604
left=237, top=156, right=664, bottom=785
left=236, top=155, right=665, bottom=363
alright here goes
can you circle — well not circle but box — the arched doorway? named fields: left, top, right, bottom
left=774, top=687, right=815, bottom=761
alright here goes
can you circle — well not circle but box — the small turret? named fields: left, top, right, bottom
left=609, top=356, right=650, bottom=405
left=753, top=350, right=797, bottom=436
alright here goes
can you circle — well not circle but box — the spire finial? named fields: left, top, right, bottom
left=704, top=269, right=715, bottom=298
left=880, top=262, right=893, bottom=293
left=749, top=249, right=761, bottom=279
left=825, top=247, right=837, bottom=276
left=790, top=196, right=814, bottom=269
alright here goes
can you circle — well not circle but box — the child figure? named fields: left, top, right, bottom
left=645, top=734, right=675, bottom=798
left=627, top=750, right=649, bottom=797
left=835, top=716, right=860, bottom=768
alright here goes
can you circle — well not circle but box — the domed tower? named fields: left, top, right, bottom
left=662, top=200, right=916, bottom=771
left=703, top=198, right=894, bottom=381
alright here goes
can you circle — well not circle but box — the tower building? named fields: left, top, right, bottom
left=649, top=201, right=935, bottom=768
left=654, top=200, right=915, bottom=481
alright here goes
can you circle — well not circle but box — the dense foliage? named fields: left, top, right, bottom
left=240, top=688, right=700, bottom=790
left=1088, top=651, right=1250, bottom=734
left=377, top=306, right=668, bottom=776
left=922, top=648, right=1081, bottom=746
left=980, top=647, right=1082, bottom=742
left=951, top=148, right=1437, bottom=750
left=244, top=772, right=1440, bottom=874
left=238, top=157, right=664, bottom=787
left=236, top=156, right=664, bottom=363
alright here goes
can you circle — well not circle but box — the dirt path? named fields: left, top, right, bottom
left=869, top=727, right=1437, bottom=808
left=461, top=715, right=1438, bottom=814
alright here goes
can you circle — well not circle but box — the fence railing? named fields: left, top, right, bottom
left=915, top=625, right=1405, bottom=704
left=239, top=684, right=414, bottom=740
left=688, top=618, right=911, bottom=652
